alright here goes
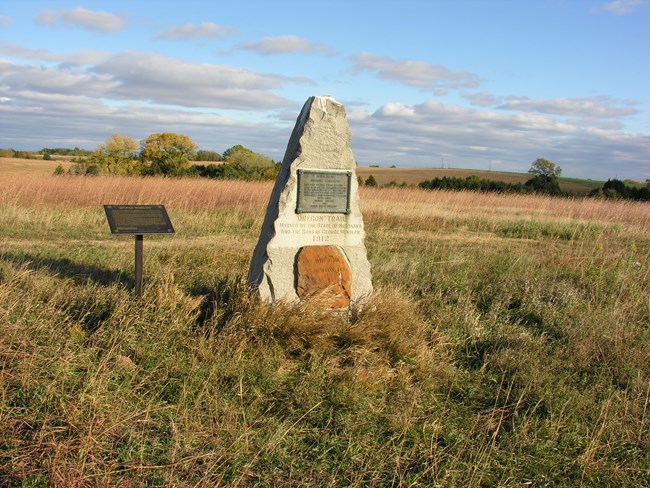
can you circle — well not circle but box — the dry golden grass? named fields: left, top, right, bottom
left=361, top=186, right=650, bottom=233
left=0, top=174, right=271, bottom=210
left=2, top=174, right=647, bottom=235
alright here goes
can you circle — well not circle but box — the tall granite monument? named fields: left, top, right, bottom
left=248, top=96, right=373, bottom=308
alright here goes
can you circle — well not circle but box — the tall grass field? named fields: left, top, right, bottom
left=1, top=172, right=649, bottom=486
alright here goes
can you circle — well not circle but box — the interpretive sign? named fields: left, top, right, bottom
left=296, top=169, right=351, bottom=214
left=103, top=205, right=174, bottom=235
left=103, top=205, right=175, bottom=297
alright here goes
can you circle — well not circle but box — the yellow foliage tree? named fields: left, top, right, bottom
left=140, top=133, right=197, bottom=176
left=91, top=134, right=141, bottom=175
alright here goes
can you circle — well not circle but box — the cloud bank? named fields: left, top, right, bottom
left=350, top=52, right=480, bottom=92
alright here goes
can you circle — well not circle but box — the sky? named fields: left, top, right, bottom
left=1, top=0, right=649, bottom=180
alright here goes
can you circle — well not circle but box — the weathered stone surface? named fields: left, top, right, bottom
left=248, top=96, right=373, bottom=305
left=296, top=245, right=352, bottom=308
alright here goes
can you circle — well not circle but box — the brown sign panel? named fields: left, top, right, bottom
left=296, top=169, right=351, bottom=214
left=104, top=205, right=175, bottom=235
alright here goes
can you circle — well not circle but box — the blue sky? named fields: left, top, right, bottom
left=1, top=0, right=648, bottom=180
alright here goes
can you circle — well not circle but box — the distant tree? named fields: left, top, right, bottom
left=222, top=144, right=247, bottom=160
left=419, top=176, right=525, bottom=194
left=90, top=134, right=141, bottom=175
left=590, top=179, right=650, bottom=201
left=194, top=150, right=222, bottom=162
left=528, top=158, right=562, bottom=178
left=525, top=158, right=563, bottom=195
left=140, top=133, right=197, bottom=176
left=12, top=150, right=36, bottom=159
left=53, top=164, right=65, bottom=175
left=365, top=175, right=378, bottom=187
left=602, top=179, right=628, bottom=197
left=221, top=144, right=278, bottom=180
left=524, top=175, right=562, bottom=195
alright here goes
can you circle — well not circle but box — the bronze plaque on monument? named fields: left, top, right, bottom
left=295, top=245, right=352, bottom=308
left=296, top=169, right=352, bottom=214
left=104, top=205, right=175, bottom=235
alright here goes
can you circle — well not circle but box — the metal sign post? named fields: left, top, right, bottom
left=135, top=234, right=144, bottom=297
left=103, top=205, right=175, bottom=297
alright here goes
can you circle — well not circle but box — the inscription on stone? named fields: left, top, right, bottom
left=296, top=245, right=352, bottom=308
left=277, top=214, right=363, bottom=244
left=296, top=169, right=351, bottom=214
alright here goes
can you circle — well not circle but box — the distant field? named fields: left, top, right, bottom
left=0, top=157, right=606, bottom=195
left=0, top=156, right=73, bottom=176
left=356, top=166, right=604, bottom=194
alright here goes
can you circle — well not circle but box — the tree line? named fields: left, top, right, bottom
left=69, top=133, right=280, bottom=180
left=5, top=141, right=647, bottom=201
left=416, top=158, right=649, bottom=201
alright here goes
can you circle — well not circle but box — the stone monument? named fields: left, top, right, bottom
left=248, top=96, right=373, bottom=308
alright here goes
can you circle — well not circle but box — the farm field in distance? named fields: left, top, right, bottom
left=1, top=156, right=608, bottom=195
left=0, top=162, right=649, bottom=485
left=356, top=166, right=604, bottom=194
left=0, top=156, right=74, bottom=176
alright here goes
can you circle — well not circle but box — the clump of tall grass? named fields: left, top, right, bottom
left=0, top=254, right=454, bottom=485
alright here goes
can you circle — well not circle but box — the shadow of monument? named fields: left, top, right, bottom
left=188, top=275, right=246, bottom=333
left=1, top=251, right=134, bottom=289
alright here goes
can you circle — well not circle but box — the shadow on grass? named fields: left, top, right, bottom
left=188, top=275, right=246, bottom=332
left=1, top=251, right=134, bottom=289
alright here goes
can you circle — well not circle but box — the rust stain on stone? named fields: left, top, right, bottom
left=296, top=245, right=352, bottom=308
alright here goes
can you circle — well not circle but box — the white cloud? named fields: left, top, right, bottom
left=92, top=51, right=304, bottom=109
left=346, top=99, right=649, bottom=180
left=2, top=43, right=112, bottom=65
left=155, top=22, right=238, bottom=40
left=1, top=44, right=647, bottom=181
left=0, top=49, right=308, bottom=111
left=235, top=35, right=335, bottom=56
left=350, top=52, right=480, bottom=91
left=0, top=61, right=119, bottom=96
left=34, top=7, right=126, bottom=32
left=0, top=89, right=290, bottom=155
left=500, top=96, right=637, bottom=119
left=592, top=0, right=646, bottom=15
left=462, top=91, right=500, bottom=107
